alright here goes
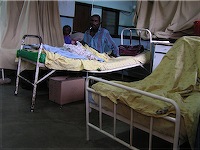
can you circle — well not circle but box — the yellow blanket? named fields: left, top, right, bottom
left=92, top=36, right=200, bottom=149
left=43, top=44, right=150, bottom=71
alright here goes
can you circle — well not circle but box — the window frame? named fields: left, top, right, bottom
left=101, top=7, right=120, bottom=37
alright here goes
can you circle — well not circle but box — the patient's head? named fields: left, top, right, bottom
left=63, top=25, right=71, bottom=36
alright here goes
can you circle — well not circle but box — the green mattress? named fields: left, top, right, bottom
left=17, top=49, right=46, bottom=63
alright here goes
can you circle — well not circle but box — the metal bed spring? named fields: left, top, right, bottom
left=14, top=35, right=56, bottom=112
left=85, top=76, right=181, bottom=150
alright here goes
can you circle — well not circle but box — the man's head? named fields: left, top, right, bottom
left=90, top=14, right=101, bottom=31
left=63, top=25, right=71, bottom=36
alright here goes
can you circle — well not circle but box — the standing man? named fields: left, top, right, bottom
left=83, top=14, right=119, bottom=57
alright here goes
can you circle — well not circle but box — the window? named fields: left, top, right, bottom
left=102, top=8, right=119, bottom=36
left=72, top=2, right=120, bottom=37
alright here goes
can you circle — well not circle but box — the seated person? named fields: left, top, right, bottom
left=83, top=14, right=119, bottom=57
left=63, top=25, right=72, bottom=44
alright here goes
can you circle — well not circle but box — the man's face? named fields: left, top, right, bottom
left=90, top=16, right=100, bottom=30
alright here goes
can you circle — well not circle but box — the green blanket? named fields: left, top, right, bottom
left=17, top=49, right=46, bottom=63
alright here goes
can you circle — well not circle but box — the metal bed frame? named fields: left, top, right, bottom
left=14, top=35, right=56, bottom=112
left=120, top=28, right=153, bottom=73
left=86, top=28, right=154, bottom=80
left=85, top=76, right=181, bottom=150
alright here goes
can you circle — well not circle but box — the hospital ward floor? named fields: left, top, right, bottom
left=0, top=70, right=192, bottom=150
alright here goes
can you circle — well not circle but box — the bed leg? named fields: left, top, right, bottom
left=31, top=88, right=36, bottom=112
left=15, top=57, right=22, bottom=95
left=86, top=121, right=89, bottom=141
left=86, top=100, right=90, bottom=141
left=85, top=77, right=90, bottom=141
left=30, top=84, right=37, bottom=112
left=30, top=106, right=34, bottom=112
left=30, top=63, right=40, bottom=112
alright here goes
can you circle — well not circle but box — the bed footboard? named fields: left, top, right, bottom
left=85, top=76, right=181, bottom=150
left=14, top=35, right=56, bottom=112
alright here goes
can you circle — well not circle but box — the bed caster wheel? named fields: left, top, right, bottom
left=14, top=91, right=18, bottom=96
left=30, top=105, right=34, bottom=112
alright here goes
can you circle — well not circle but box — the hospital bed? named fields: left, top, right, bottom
left=85, top=36, right=200, bottom=149
left=14, top=28, right=153, bottom=112
left=85, top=76, right=182, bottom=149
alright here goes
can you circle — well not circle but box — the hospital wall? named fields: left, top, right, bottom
left=58, top=0, right=136, bottom=28
left=58, top=0, right=140, bottom=46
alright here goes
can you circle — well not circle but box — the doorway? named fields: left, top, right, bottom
left=73, top=2, right=91, bottom=33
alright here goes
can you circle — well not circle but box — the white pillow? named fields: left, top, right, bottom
left=70, top=32, right=84, bottom=41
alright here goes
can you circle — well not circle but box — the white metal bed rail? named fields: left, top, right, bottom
left=120, top=28, right=154, bottom=73
left=85, top=76, right=181, bottom=150
left=14, top=35, right=56, bottom=112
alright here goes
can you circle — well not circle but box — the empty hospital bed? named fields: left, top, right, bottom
left=85, top=36, right=200, bottom=149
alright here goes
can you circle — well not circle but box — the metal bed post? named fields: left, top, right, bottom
left=130, top=108, right=133, bottom=147
left=148, top=117, right=153, bottom=150
left=15, top=35, right=47, bottom=112
left=14, top=38, right=25, bottom=94
left=30, top=43, right=43, bottom=111
left=0, top=69, right=11, bottom=85
left=29, top=43, right=56, bottom=111
left=113, top=103, right=117, bottom=137
left=85, top=77, right=90, bottom=141
left=1, top=69, right=4, bottom=80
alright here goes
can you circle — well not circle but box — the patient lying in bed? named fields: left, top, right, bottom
left=43, top=42, right=107, bottom=62
left=63, top=41, right=104, bottom=61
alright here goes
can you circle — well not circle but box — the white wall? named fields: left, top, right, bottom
left=76, top=0, right=136, bottom=12
left=58, top=0, right=137, bottom=28
left=58, top=1, right=75, bottom=31
left=77, top=0, right=136, bottom=27
left=58, top=1, right=75, bottom=17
